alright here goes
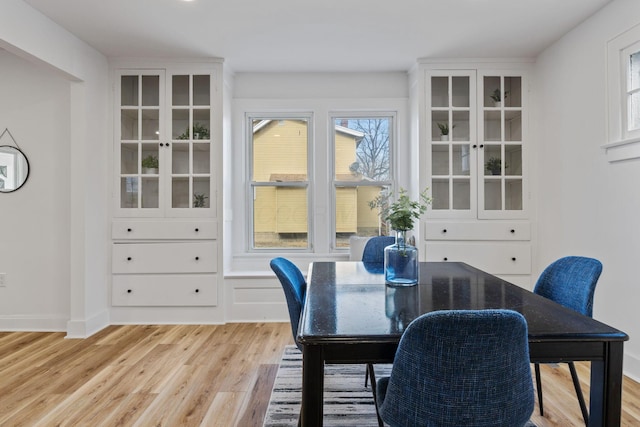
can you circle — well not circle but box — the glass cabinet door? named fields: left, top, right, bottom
left=169, top=73, right=213, bottom=211
left=428, top=71, right=476, bottom=217
left=118, top=72, right=163, bottom=212
left=479, top=74, right=526, bottom=218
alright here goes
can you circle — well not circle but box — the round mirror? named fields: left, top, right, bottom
left=0, top=145, right=30, bottom=192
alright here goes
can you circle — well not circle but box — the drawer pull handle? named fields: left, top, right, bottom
left=510, top=229, right=515, bottom=233
left=195, top=228, right=199, bottom=232
left=512, top=257, right=517, bottom=261
left=443, top=257, right=448, bottom=261
left=195, top=289, right=200, bottom=293
left=127, top=228, right=132, bottom=232
left=195, top=256, right=200, bottom=261
left=442, top=229, right=447, bottom=233
left=127, top=257, right=132, bottom=261
left=127, top=289, right=132, bottom=293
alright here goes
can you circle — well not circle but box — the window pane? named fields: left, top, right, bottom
left=335, top=186, right=390, bottom=248
left=252, top=119, right=308, bottom=182
left=333, top=118, right=390, bottom=182
left=631, top=51, right=640, bottom=91
left=253, top=186, right=308, bottom=249
left=250, top=116, right=310, bottom=249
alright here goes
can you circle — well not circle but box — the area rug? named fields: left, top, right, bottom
left=263, top=345, right=537, bottom=427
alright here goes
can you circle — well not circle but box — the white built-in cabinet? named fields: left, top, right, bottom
left=420, top=62, right=533, bottom=287
left=111, top=60, right=223, bottom=310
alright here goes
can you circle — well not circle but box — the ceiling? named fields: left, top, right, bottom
left=23, top=0, right=613, bottom=73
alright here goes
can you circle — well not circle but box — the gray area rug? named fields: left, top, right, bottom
left=263, top=345, right=537, bottom=427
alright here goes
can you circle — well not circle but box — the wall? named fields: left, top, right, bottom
left=534, top=0, right=640, bottom=380
left=0, top=51, right=70, bottom=329
left=0, top=0, right=109, bottom=336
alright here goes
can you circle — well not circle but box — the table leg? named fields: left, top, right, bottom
left=301, top=344, right=324, bottom=427
left=589, top=341, right=624, bottom=427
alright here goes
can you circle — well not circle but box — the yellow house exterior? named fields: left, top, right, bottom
left=252, top=119, right=382, bottom=244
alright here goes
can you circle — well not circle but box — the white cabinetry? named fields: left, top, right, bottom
left=420, top=61, right=534, bottom=287
left=111, top=59, right=223, bottom=314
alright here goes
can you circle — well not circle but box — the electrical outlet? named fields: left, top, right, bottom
left=0, top=273, right=5, bottom=287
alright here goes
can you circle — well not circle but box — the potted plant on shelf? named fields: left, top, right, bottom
left=141, top=155, right=159, bottom=174
left=177, top=123, right=210, bottom=140
left=437, top=122, right=455, bottom=141
left=490, top=89, right=509, bottom=107
left=485, top=157, right=508, bottom=175
left=369, top=188, right=431, bottom=286
left=193, top=193, right=208, bottom=208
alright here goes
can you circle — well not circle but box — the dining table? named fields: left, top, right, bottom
left=297, top=261, right=629, bottom=427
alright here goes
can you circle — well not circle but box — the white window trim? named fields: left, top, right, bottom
left=604, top=22, right=640, bottom=162
left=228, top=98, right=409, bottom=274
left=247, top=112, right=314, bottom=253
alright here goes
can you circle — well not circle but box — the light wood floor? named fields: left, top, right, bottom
left=0, top=323, right=638, bottom=426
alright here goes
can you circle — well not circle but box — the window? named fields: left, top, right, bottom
left=332, top=115, right=394, bottom=248
left=249, top=115, right=311, bottom=250
left=605, top=23, right=640, bottom=162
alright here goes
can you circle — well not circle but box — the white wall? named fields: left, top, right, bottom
left=0, top=0, right=109, bottom=336
left=0, top=51, right=71, bottom=329
left=534, top=0, right=640, bottom=380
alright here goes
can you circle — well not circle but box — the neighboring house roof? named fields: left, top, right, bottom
left=269, top=173, right=378, bottom=182
left=270, top=173, right=307, bottom=182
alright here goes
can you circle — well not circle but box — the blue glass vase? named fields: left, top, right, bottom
left=384, top=230, right=419, bottom=286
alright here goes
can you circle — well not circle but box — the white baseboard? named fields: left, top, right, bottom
left=65, top=309, right=110, bottom=338
left=624, top=352, right=640, bottom=383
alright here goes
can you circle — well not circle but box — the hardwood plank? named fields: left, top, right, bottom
left=0, top=323, right=636, bottom=427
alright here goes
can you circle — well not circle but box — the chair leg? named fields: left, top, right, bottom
left=365, top=364, right=369, bottom=387
left=534, top=363, right=544, bottom=416
left=568, top=362, right=589, bottom=426
left=367, top=363, right=383, bottom=427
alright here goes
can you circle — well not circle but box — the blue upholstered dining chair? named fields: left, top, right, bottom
left=362, top=236, right=395, bottom=264
left=376, top=309, right=535, bottom=427
left=270, top=257, right=307, bottom=351
left=533, top=256, right=603, bottom=425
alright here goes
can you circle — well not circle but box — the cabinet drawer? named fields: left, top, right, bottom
left=112, top=220, right=217, bottom=240
left=424, top=222, right=530, bottom=241
left=424, top=242, right=531, bottom=275
left=112, top=274, right=217, bottom=306
left=112, top=242, right=217, bottom=274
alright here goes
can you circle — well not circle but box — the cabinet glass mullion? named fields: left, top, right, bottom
left=170, top=73, right=212, bottom=210
left=480, top=73, right=525, bottom=216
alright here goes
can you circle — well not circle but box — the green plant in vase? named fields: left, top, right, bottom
left=177, top=123, right=210, bottom=140
left=368, top=187, right=431, bottom=244
left=485, top=157, right=508, bottom=175
left=437, top=122, right=455, bottom=139
left=490, top=89, right=509, bottom=106
left=193, top=193, right=208, bottom=208
left=141, top=155, right=159, bottom=173
left=369, top=187, right=431, bottom=286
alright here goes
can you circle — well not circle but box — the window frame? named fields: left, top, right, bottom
left=246, top=112, right=314, bottom=252
left=329, top=112, right=396, bottom=251
left=605, top=23, right=640, bottom=162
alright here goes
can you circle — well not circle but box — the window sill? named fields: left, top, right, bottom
left=602, top=136, right=640, bottom=162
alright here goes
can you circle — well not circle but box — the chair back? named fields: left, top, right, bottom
left=533, top=256, right=602, bottom=317
left=362, top=236, right=395, bottom=263
left=270, top=257, right=307, bottom=350
left=378, top=309, right=534, bottom=427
